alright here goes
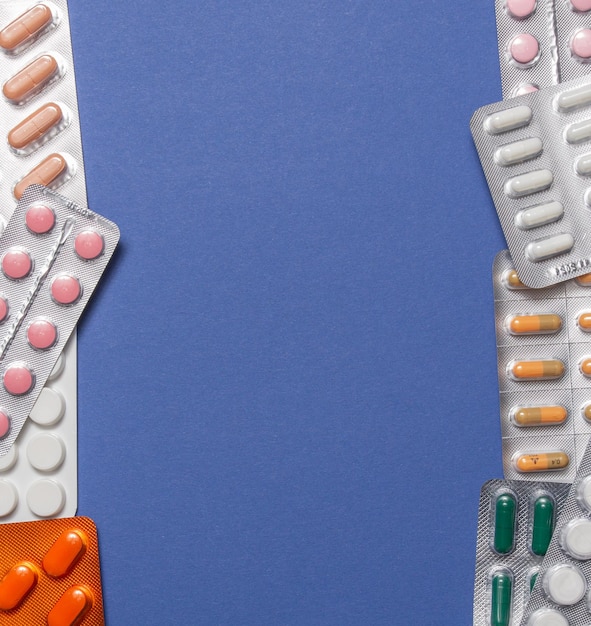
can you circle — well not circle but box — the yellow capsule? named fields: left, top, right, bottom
left=581, top=358, right=591, bottom=377
left=508, top=359, right=565, bottom=381
left=507, top=314, right=562, bottom=335
left=576, top=272, right=591, bottom=286
left=511, top=405, right=568, bottom=426
left=503, top=269, right=529, bottom=290
left=514, top=451, right=570, bottom=472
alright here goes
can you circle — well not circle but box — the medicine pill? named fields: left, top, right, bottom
left=515, top=201, right=564, bottom=230
left=508, top=359, right=565, bottom=380
left=505, top=0, right=537, bottom=19
left=514, top=452, right=570, bottom=472
left=495, top=137, right=543, bottom=166
left=509, top=33, right=540, bottom=65
left=2, top=247, right=32, bottom=280
left=74, top=230, right=104, bottom=260
left=2, top=54, right=59, bottom=103
left=527, top=608, right=569, bottom=626
left=27, top=318, right=57, bottom=350
left=42, top=528, right=87, bottom=577
left=556, top=83, right=591, bottom=111
left=575, top=153, right=591, bottom=175
left=0, top=562, right=37, bottom=610
left=577, top=312, right=591, bottom=330
left=506, top=314, right=562, bottom=335
left=0, top=4, right=53, bottom=52
left=25, top=203, right=55, bottom=235
left=47, top=584, right=93, bottom=626
left=503, top=268, right=529, bottom=289
left=529, top=570, right=539, bottom=592
left=13, top=153, right=67, bottom=200
left=3, top=363, right=34, bottom=396
left=50, top=273, right=81, bottom=306
left=484, top=105, right=533, bottom=134
left=565, top=118, right=591, bottom=144
left=543, top=564, right=586, bottom=605
left=580, top=357, right=591, bottom=376
left=493, top=493, right=517, bottom=554
left=571, top=28, right=591, bottom=60
left=570, top=0, right=591, bottom=10
left=531, top=495, right=555, bottom=556
left=511, top=406, right=568, bottom=427
left=525, top=233, right=574, bottom=262
left=576, top=272, right=591, bottom=285
left=504, top=169, right=553, bottom=198
left=560, top=518, right=591, bottom=559
left=7, top=101, right=63, bottom=151
left=491, top=570, right=513, bottom=626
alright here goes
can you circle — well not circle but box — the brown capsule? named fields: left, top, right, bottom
left=514, top=451, right=570, bottom=472
left=14, top=153, right=67, bottom=200
left=512, top=405, right=568, bottom=426
left=3, top=55, right=58, bottom=103
left=581, top=358, right=591, bottom=377
left=507, top=314, right=562, bottom=335
left=508, top=359, right=565, bottom=381
left=503, top=269, right=528, bottom=290
left=0, top=5, right=53, bottom=52
left=8, top=102, right=62, bottom=150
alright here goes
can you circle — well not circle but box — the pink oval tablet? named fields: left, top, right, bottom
left=571, top=0, right=591, bottom=12
left=1, top=249, right=31, bottom=280
left=4, top=364, right=33, bottom=396
left=27, top=318, right=57, bottom=350
left=572, top=29, right=591, bottom=59
left=0, top=298, right=9, bottom=324
left=25, top=204, right=55, bottom=235
left=74, top=230, right=104, bottom=260
left=509, top=33, right=540, bottom=64
left=514, top=83, right=539, bottom=96
left=50, top=274, right=81, bottom=306
left=0, top=412, right=10, bottom=439
left=506, top=0, right=537, bottom=18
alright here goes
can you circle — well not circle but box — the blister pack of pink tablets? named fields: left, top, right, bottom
left=474, top=479, right=569, bottom=626
left=0, top=185, right=118, bottom=457
left=554, top=0, right=591, bottom=82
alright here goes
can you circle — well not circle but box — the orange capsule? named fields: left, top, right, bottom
left=43, top=528, right=88, bottom=577
left=0, top=561, right=38, bottom=610
left=0, top=4, right=53, bottom=52
left=581, top=358, right=591, bottom=377
left=503, top=269, right=529, bottom=290
left=583, top=403, right=591, bottom=422
left=508, top=359, right=565, bottom=381
left=8, top=102, right=63, bottom=151
left=47, top=585, right=94, bottom=626
left=507, top=314, right=562, bottom=335
left=3, top=54, right=59, bottom=103
left=576, top=272, right=591, bottom=286
left=14, top=153, right=68, bottom=200
left=514, top=451, right=570, bottom=472
left=512, top=405, right=568, bottom=426
left=578, top=312, right=591, bottom=331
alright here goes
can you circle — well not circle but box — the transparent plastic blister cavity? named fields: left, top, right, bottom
left=474, top=479, right=570, bottom=626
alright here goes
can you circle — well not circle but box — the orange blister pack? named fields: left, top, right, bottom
left=0, top=516, right=103, bottom=625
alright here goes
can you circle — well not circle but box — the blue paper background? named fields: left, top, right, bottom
left=70, top=1, right=504, bottom=623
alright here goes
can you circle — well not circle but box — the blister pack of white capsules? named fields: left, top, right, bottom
left=471, top=75, right=591, bottom=289
left=554, top=0, right=591, bottom=82
left=474, top=479, right=570, bottom=626
left=496, top=0, right=559, bottom=99
left=0, top=185, right=118, bottom=458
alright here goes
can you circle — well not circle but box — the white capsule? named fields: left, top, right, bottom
left=525, top=233, right=574, bottom=262
left=515, top=201, right=564, bottom=230
left=483, top=105, right=533, bottom=135
left=504, top=169, right=553, bottom=198
left=576, top=153, right=591, bottom=176
left=494, top=137, right=543, bottom=166
left=565, top=118, right=591, bottom=144
left=555, top=83, right=591, bottom=112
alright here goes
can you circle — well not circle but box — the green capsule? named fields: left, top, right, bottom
left=490, top=570, right=513, bottom=626
left=493, top=493, right=516, bottom=554
left=531, top=495, right=554, bottom=556
left=529, top=571, right=538, bottom=593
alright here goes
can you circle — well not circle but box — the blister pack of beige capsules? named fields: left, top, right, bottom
left=471, top=75, right=591, bottom=288
left=492, top=250, right=591, bottom=482
left=474, top=479, right=569, bottom=626
left=496, top=0, right=559, bottom=98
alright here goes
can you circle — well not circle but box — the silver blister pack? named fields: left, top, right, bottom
left=474, top=479, right=570, bottom=626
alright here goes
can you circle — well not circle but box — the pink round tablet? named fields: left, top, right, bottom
left=571, top=0, right=591, bottom=12
left=509, top=33, right=540, bottom=64
left=1, top=248, right=31, bottom=280
left=571, top=29, right=591, bottom=59
left=0, top=411, right=10, bottom=439
left=3, top=363, right=33, bottom=396
left=50, top=274, right=81, bottom=305
left=25, top=204, right=55, bottom=235
left=74, top=230, right=104, bottom=260
left=0, top=297, right=9, bottom=324
left=513, top=83, right=539, bottom=96
left=27, top=318, right=57, bottom=350
left=506, top=0, right=537, bottom=18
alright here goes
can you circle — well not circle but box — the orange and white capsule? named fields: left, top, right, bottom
left=511, top=405, right=568, bottom=426
left=581, top=358, right=591, bottom=377
left=503, top=269, right=529, bottom=290
left=513, top=451, right=570, bottom=472
left=506, top=314, right=562, bottom=335
left=576, top=272, right=591, bottom=286
left=508, top=359, right=565, bottom=381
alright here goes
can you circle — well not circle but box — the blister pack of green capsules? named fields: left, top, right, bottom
left=474, top=479, right=570, bottom=626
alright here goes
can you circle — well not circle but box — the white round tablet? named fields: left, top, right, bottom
left=47, top=353, right=64, bottom=382
left=577, top=475, right=591, bottom=512
left=543, top=564, right=586, bottom=605
left=28, top=387, right=65, bottom=426
left=561, top=518, right=591, bottom=559
left=527, top=608, right=569, bottom=626
left=0, top=479, right=17, bottom=517
left=0, top=444, right=17, bottom=472
left=26, top=433, right=65, bottom=472
left=26, top=479, right=64, bottom=517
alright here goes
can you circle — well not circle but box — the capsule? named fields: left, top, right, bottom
left=581, top=358, right=591, bottom=377
left=583, top=403, right=591, bottom=422
left=576, top=153, right=591, bottom=176
left=494, top=137, right=543, bottom=166
left=556, top=83, right=591, bottom=112
left=508, top=359, right=565, bottom=381
left=8, top=102, right=63, bottom=151
left=565, top=118, right=591, bottom=144
left=504, top=169, right=553, bottom=199
left=515, top=201, right=564, bottom=230
left=493, top=492, right=516, bottom=554
left=0, top=562, right=37, bottom=610
left=483, top=105, right=533, bottom=135
left=511, top=405, right=567, bottom=427
left=531, top=495, right=555, bottom=556
left=576, top=272, right=591, bottom=286
left=578, top=312, right=591, bottom=331
left=525, top=233, right=575, bottom=262
left=0, top=4, right=53, bottom=52
left=503, top=269, right=529, bottom=290
left=490, top=570, right=513, bottom=626
left=3, top=54, right=59, bottom=103
left=43, top=528, right=87, bottom=577
left=14, top=153, right=67, bottom=200
left=47, top=585, right=94, bottom=626
left=506, top=314, right=562, bottom=335
left=529, top=570, right=539, bottom=593
left=514, top=451, right=569, bottom=472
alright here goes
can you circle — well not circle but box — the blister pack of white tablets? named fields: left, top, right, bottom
left=471, top=75, right=591, bottom=288
left=0, top=185, right=118, bottom=457
left=492, top=250, right=591, bottom=482
left=496, top=0, right=559, bottom=98
left=474, top=479, right=569, bottom=626
left=555, top=0, right=591, bottom=82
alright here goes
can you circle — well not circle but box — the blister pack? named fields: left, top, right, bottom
left=0, top=185, right=118, bottom=456
left=471, top=75, right=591, bottom=288
left=0, top=516, right=103, bottom=624
left=474, top=479, right=570, bottom=626
left=555, top=0, right=591, bottom=82
left=496, top=0, right=559, bottom=98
